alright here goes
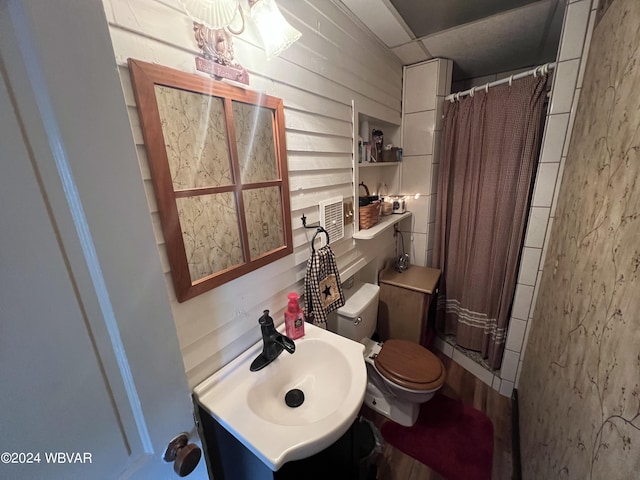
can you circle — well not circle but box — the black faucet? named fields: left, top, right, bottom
left=250, top=310, right=296, bottom=372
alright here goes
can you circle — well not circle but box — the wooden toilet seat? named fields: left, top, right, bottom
left=374, top=339, right=446, bottom=391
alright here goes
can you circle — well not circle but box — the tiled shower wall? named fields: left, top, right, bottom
left=425, top=0, right=599, bottom=396
left=401, top=58, right=453, bottom=268
left=512, top=0, right=599, bottom=395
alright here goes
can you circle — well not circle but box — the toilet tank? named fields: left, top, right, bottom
left=330, top=283, right=379, bottom=344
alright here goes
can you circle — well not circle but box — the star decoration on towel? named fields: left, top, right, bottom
left=319, top=274, right=340, bottom=309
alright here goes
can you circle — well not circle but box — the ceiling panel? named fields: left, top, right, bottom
left=391, top=42, right=432, bottom=65
left=390, top=0, right=541, bottom=38
left=421, top=0, right=557, bottom=79
left=340, top=0, right=412, bottom=47
left=337, top=0, right=565, bottom=81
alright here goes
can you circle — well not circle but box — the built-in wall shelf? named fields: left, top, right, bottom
left=353, top=212, right=412, bottom=240
left=359, top=162, right=401, bottom=168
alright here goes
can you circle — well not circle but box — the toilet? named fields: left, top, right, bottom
left=327, top=283, right=445, bottom=427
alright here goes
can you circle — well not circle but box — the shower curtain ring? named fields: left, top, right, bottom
left=509, top=75, right=514, bottom=86
left=485, top=83, right=489, bottom=93
left=469, top=88, right=474, bottom=97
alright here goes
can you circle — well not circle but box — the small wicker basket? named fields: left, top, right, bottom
left=359, top=202, right=381, bottom=229
left=358, top=182, right=380, bottom=230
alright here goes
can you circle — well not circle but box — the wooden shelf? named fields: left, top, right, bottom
left=358, top=162, right=401, bottom=168
left=353, top=212, right=412, bottom=240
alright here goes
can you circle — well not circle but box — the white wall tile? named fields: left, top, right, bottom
left=551, top=157, right=567, bottom=217
left=515, top=359, right=524, bottom=388
left=406, top=195, right=429, bottom=233
left=411, top=232, right=427, bottom=266
left=541, top=216, right=555, bottom=263
left=435, top=97, right=445, bottom=131
left=437, top=58, right=453, bottom=96
left=540, top=113, right=570, bottom=163
left=520, top=316, right=534, bottom=358
left=563, top=88, right=582, bottom=157
left=492, top=375, right=502, bottom=392
left=432, top=131, right=442, bottom=167
left=404, top=61, right=439, bottom=113
left=452, top=348, right=495, bottom=386
left=512, top=284, right=535, bottom=320
left=499, top=380, right=514, bottom=397
left=401, top=155, right=432, bottom=196
left=529, top=276, right=541, bottom=320
left=431, top=162, right=440, bottom=193
left=500, top=349, right=520, bottom=382
left=558, top=0, right=591, bottom=61
left=425, top=249, right=433, bottom=267
left=429, top=193, right=437, bottom=223
left=577, top=9, right=597, bottom=88
left=524, top=207, right=550, bottom=248
left=532, top=162, right=560, bottom=207
left=427, top=222, right=436, bottom=250
left=517, top=247, right=542, bottom=286
left=403, top=110, right=435, bottom=156
left=550, top=59, right=580, bottom=114
left=505, top=318, right=528, bottom=352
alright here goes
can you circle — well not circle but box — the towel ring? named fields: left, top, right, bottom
left=311, top=228, right=330, bottom=253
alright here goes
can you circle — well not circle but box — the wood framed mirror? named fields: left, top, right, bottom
left=128, top=59, right=292, bottom=302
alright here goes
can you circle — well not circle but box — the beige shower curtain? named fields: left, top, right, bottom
left=433, top=74, right=547, bottom=369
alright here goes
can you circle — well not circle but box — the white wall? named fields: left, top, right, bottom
left=102, top=0, right=403, bottom=387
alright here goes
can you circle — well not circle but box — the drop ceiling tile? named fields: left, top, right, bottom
left=341, top=0, right=412, bottom=47
left=420, top=0, right=555, bottom=79
left=392, top=42, right=431, bottom=65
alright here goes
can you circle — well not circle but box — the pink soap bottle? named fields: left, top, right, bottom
left=284, top=292, right=305, bottom=340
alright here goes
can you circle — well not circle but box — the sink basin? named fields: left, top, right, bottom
left=193, top=322, right=366, bottom=471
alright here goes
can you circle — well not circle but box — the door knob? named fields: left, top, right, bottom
left=164, top=433, right=201, bottom=477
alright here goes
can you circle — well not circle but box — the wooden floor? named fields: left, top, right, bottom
left=362, top=353, right=513, bottom=480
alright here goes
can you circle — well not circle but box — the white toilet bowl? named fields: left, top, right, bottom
left=327, top=283, right=445, bottom=426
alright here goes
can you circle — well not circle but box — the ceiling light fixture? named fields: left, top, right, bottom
left=179, top=0, right=242, bottom=31
left=248, top=0, right=301, bottom=59
left=180, top=0, right=301, bottom=60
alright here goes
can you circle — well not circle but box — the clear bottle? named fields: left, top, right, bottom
left=284, top=292, right=305, bottom=340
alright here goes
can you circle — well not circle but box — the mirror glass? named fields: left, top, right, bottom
left=128, top=59, right=292, bottom=302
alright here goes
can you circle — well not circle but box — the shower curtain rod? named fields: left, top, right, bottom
left=445, top=62, right=557, bottom=102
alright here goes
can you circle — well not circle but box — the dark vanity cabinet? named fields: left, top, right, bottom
left=196, top=403, right=376, bottom=480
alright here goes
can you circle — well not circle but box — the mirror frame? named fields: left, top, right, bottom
left=128, top=59, right=293, bottom=302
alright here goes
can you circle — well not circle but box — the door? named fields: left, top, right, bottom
left=0, top=1, right=206, bottom=478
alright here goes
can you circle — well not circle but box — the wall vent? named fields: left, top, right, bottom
left=319, top=196, right=344, bottom=247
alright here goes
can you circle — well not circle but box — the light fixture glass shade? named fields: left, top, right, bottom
left=250, top=0, right=301, bottom=59
left=179, top=0, right=240, bottom=30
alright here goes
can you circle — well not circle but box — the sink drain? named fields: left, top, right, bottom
left=285, top=389, right=304, bottom=408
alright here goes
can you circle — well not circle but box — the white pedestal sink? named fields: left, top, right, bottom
left=193, top=322, right=367, bottom=471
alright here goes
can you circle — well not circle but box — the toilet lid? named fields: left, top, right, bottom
left=374, top=339, right=445, bottom=391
